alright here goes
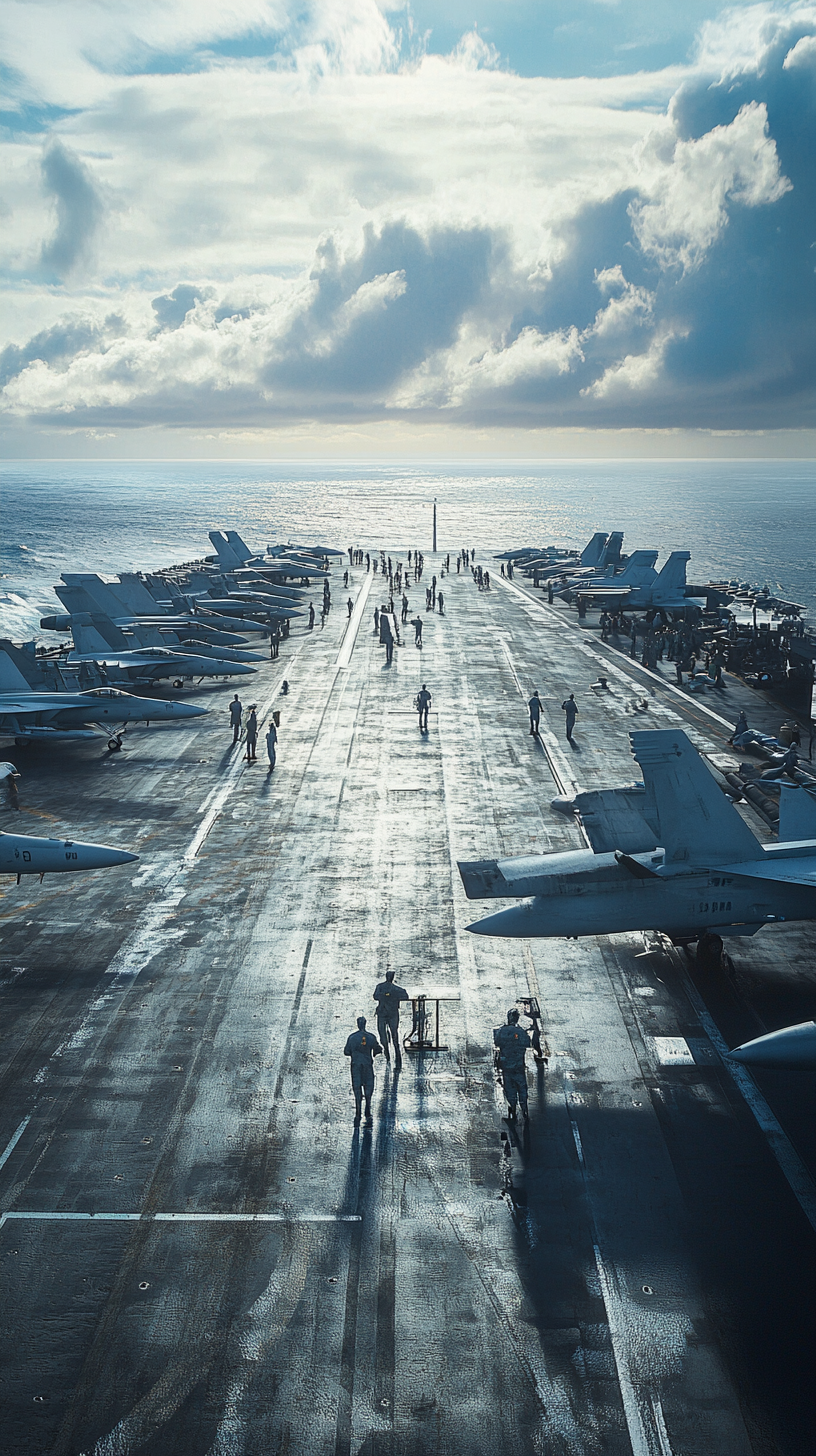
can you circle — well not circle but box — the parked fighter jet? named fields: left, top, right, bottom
left=556, top=548, right=659, bottom=598
left=0, top=647, right=205, bottom=748
left=508, top=532, right=619, bottom=581
left=48, top=614, right=257, bottom=686
left=46, top=575, right=263, bottom=658
left=208, top=530, right=335, bottom=578
left=574, top=551, right=701, bottom=612
left=1, top=830, right=138, bottom=883
left=729, top=1021, right=816, bottom=1069
left=460, top=729, right=816, bottom=944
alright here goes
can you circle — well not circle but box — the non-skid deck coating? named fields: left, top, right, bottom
left=1, top=558, right=814, bottom=1456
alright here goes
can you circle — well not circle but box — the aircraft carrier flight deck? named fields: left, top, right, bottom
left=1, top=545, right=814, bottom=1456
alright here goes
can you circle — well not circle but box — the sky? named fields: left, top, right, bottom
left=1, top=0, right=815, bottom=458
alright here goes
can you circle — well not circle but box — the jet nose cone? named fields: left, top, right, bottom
left=729, top=1021, right=816, bottom=1070
left=173, top=702, right=208, bottom=717
left=466, top=905, right=534, bottom=938
left=75, top=843, right=140, bottom=869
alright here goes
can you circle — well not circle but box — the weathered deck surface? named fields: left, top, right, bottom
left=1, top=556, right=814, bottom=1456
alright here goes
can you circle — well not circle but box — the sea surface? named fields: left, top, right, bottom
left=1, top=458, right=814, bottom=642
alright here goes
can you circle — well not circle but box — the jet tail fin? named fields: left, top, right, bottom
left=579, top=532, right=608, bottom=568
left=0, top=643, right=38, bottom=691
left=654, top=551, right=691, bottom=594
left=779, top=782, right=816, bottom=841
left=601, top=531, right=624, bottom=565
left=209, top=530, right=254, bottom=568
left=616, top=549, right=658, bottom=586
left=71, top=616, right=127, bottom=655
left=630, top=730, right=760, bottom=864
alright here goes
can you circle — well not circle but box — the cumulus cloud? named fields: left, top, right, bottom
left=40, top=138, right=104, bottom=276
left=630, top=101, right=791, bottom=272
left=1, top=0, right=815, bottom=435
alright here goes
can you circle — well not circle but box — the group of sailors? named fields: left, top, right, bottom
left=344, top=971, right=543, bottom=1124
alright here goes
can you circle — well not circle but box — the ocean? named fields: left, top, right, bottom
left=1, top=458, right=814, bottom=642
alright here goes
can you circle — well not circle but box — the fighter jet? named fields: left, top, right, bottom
left=460, top=728, right=816, bottom=945
left=45, top=575, right=264, bottom=659
left=208, top=530, right=335, bottom=578
left=556, top=548, right=659, bottom=598
left=1, top=830, right=138, bottom=883
left=0, top=647, right=206, bottom=748
left=574, top=551, right=701, bottom=612
left=509, top=532, right=619, bottom=581
left=729, top=1022, right=816, bottom=1069
left=46, top=614, right=257, bottom=686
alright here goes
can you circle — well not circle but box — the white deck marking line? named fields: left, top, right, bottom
left=0, top=1115, right=31, bottom=1171
left=569, top=1111, right=670, bottom=1456
left=499, top=638, right=587, bottom=837
left=336, top=572, right=374, bottom=669
left=186, top=649, right=305, bottom=860
left=0, top=1211, right=361, bottom=1228
left=677, top=964, right=816, bottom=1234
left=497, top=574, right=736, bottom=732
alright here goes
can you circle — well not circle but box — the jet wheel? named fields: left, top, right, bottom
left=108, top=737, right=123, bottom=751
left=173, top=679, right=184, bottom=689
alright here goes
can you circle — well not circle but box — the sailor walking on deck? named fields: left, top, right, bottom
left=344, top=1016, right=382, bottom=1123
left=493, top=1009, right=531, bottom=1120
left=561, top=694, right=578, bottom=742
left=528, top=691, right=542, bottom=736
left=229, top=694, right=243, bottom=744
left=416, top=683, right=432, bottom=732
left=244, top=705, right=258, bottom=761
left=373, top=971, right=410, bottom=1067
left=265, top=719, right=278, bottom=771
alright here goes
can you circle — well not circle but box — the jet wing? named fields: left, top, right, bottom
left=573, top=785, right=659, bottom=854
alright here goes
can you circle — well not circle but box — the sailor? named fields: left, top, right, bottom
left=244, top=705, right=258, bottom=762
left=732, top=710, right=748, bottom=741
left=344, top=1016, right=382, bottom=1122
left=374, top=606, right=380, bottom=634
left=381, top=612, right=394, bottom=665
left=347, top=597, right=354, bottom=618
left=229, top=693, right=243, bottom=744
left=437, top=590, right=444, bottom=614
left=411, top=616, right=423, bottom=647
left=1, top=764, right=21, bottom=811
left=416, top=683, right=432, bottom=732
left=308, top=603, right=315, bottom=630
left=265, top=718, right=278, bottom=771
left=528, top=691, right=542, bottom=736
left=373, top=970, right=410, bottom=1066
left=493, top=1009, right=531, bottom=1120
left=561, top=693, right=578, bottom=742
